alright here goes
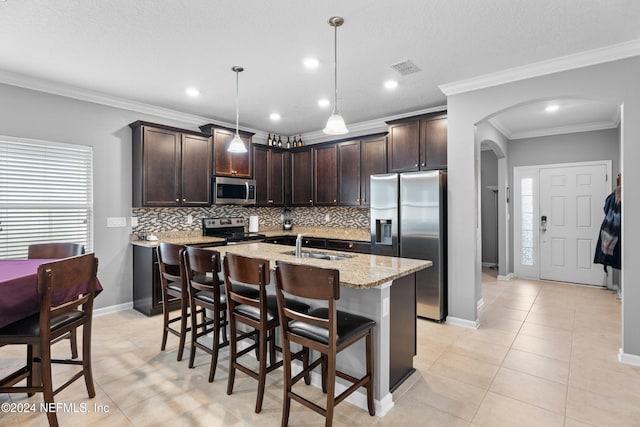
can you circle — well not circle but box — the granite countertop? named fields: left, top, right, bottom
left=130, top=231, right=225, bottom=248
left=206, top=242, right=431, bottom=289
left=130, top=226, right=370, bottom=248
left=259, top=226, right=370, bottom=242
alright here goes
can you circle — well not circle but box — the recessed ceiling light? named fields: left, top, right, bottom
left=545, top=104, right=559, bottom=113
left=270, top=113, right=281, bottom=121
left=384, top=80, right=398, bottom=89
left=303, top=58, right=319, bottom=69
left=185, top=87, right=200, bottom=97
left=317, top=98, right=330, bottom=108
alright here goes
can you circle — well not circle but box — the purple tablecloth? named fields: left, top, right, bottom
left=0, top=259, right=102, bottom=328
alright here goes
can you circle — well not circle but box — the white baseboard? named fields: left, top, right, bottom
left=94, top=302, right=133, bottom=317
left=477, top=298, right=484, bottom=310
left=618, top=348, right=640, bottom=367
left=445, top=316, right=479, bottom=329
left=482, top=262, right=498, bottom=268
left=497, top=273, right=515, bottom=281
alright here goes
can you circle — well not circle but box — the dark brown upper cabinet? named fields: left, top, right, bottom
left=290, top=148, right=313, bottom=206
left=199, top=124, right=253, bottom=178
left=337, top=135, right=387, bottom=207
left=337, top=140, right=361, bottom=206
left=387, top=112, right=447, bottom=172
left=253, top=145, right=287, bottom=206
left=420, top=116, right=447, bottom=170
left=131, top=121, right=212, bottom=207
left=360, top=135, right=388, bottom=206
left=313, top=144, right=338, bottom=206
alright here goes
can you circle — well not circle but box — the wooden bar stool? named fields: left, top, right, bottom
left=27, top=242, right=86, bottom=359
left=274, top=261, right=376, bottom=427
left=182, top=246, right=228, bottom=382
left=223, top=253, right=311, bottom=413
left=157, top=242, right=191, bottom=361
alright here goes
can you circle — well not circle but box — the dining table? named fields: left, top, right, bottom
left=0, top=258, right=103, bottom=329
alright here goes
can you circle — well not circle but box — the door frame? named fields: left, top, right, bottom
left=513, top=160, right=612, bottom=283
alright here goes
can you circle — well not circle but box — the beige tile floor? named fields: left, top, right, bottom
left=2, top=269, right=638, bottom=426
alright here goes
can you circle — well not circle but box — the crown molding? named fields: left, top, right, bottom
left=0, top=69, right=265, bottom=137
left=302, top=105, right=447, bottom=145
left=0, top=68, right=439, bottom=144
left=495, top=119, right=619, bottom=140
left=439, top=39, right=640, bottom=96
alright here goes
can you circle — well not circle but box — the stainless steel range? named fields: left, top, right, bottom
left=202, top=217, right=266, bottom=245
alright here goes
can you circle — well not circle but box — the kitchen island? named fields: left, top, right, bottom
left=206, top=242, right=431, bottom=416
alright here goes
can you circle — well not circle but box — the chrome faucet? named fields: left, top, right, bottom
left=295, top=233, right=303, bottom=258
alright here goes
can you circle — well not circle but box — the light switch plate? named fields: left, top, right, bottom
left=107, top=217, right=127, bottom=228
left=130, top=217, right=138, bottom=227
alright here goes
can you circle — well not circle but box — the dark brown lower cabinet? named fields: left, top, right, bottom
left=133, top=243, right=224, bottom=316
left=389, top=273, right=417, bottom=391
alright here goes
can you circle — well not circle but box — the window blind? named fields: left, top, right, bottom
left=0, top=137, right=93, bottom=259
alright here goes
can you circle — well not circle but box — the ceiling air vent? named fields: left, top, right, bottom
left=390, top=59, right=421, bottom=76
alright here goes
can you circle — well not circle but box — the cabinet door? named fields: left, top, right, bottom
left=212, top=128, right=234, bottom=176
left=269, top=150, right=285, bottom=205
left=180, top=134, right=212, bottom=206
left=360, top=136, right=387, bottom=206
left=211, top=128, right=252, bottom=177
left=421, top=117, right=447, bottom=170
left=291, top=149, right=313, bottom=206
left=388, top=121, right=420, bottom=172
left=232, top=135, right=252, bottom=178
left=338, top=141, right=361, bottom=206
left=143, top=127, right=180, bottom=206
left=253, top=146, right=269, bottom=205
left=314, top=145, right=338, bottom=206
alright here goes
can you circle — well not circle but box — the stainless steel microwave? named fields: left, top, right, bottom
left=212, top=177, right=256, bottom=205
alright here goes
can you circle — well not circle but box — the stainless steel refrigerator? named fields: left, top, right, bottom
left=370, top=171, right=447, bottom=321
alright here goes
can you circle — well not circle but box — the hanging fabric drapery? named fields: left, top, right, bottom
left=594, top=173, right=621, bottom=272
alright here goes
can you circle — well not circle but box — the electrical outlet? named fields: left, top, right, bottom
left=107, top=217, right=127, bottom=228
left=187, top=214, right=193, bottom=224
left=130, top=217, right=138, bottom=227
left=324, top=213, right=330, bottom=222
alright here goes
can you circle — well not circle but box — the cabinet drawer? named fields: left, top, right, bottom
left=302, top=237, right=326, bottom=249
left=326, top=239, right=371, bottom=254
left=265, top=236, right=296, bottom=246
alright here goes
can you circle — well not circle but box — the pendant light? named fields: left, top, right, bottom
left=227, top=66, right=247, bottom=153
left=323, top=16, right=348, bottom=135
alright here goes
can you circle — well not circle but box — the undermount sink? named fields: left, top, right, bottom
left=282, top=250, right=354, bottom=261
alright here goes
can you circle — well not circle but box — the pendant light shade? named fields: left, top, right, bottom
left=228, top=66, right=247, bottom=153
left=323, top=16, right=348, bottom=135
left=323, top=113, right=348, bottom=135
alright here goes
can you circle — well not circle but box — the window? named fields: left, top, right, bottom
left=520, top=177, right=534, bottom=266
left=0, top=137, right=93, bottom=259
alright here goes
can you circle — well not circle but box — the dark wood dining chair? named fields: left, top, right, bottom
left=27, top=243, right=85, bottom=260
left=157, top=242, right=192, bottom=361
left=182, top=246, right=228, bottom=382
left=27, top=242, right=86, bottom=359
left=0, top=253, right=99, bottom=427
left=274, top=261, right=376, bottom=427
left=223, top=253, right=311, bottom=413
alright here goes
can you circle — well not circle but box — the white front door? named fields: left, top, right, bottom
left=539, top=163, right=609, bottom=285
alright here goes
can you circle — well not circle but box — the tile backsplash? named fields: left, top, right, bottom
left=131, top=206, right=369, bottom=234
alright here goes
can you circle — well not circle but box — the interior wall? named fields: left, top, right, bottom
left=507, top=127, right=620, bottom=272
left=480, top=150, right=499, bottom=265
left=446, top=55, right=640, bottom=360
left=0, top=82, right=204, bottom=310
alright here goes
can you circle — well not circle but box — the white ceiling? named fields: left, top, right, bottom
left=0, top=0, right=638, bottom=138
